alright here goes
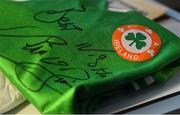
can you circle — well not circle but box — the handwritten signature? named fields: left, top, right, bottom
left=34, top=5, right=86, bottom=31
left=0, top=5, right=114, bottom=95
left=22, top=35, right=68, bottom=55
left=0, top=54, right=90, bottom=95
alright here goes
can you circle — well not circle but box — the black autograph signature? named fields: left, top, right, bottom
left=91, top=67, right=112, bottom=78
left=76, top=43, right=115, bottom=52
left=34, top=5, right=86, bottom=31
left=0, top=3, right=114, bottom=95
left=22, top=35, right=67, bottom=55
left=0, top=55, right=90, bottom=95
left=88, top=55, right=107, bottom=67
left=40, top=57, right=69, bottom=66
left=0, top=26, right=38, bottom=30
left=87, top=54, right=112, bottom=78
left=0, top=26, right=68, bottom=56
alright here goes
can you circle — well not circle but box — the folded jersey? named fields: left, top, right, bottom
left=0, top=0, right=180, bottom=114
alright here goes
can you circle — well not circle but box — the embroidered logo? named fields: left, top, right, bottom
left=112, top=25, right=161, bottom=62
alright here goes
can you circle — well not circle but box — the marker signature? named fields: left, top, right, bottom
left=0, top=55, right=90, bottom=95
left=76, top=43, right=115, bottom=52
left=34, top=5, right=86, bottom=31
left=22, top=35, right=67, bottom=55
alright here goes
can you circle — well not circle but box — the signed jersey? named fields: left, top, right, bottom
left=0, top=0, right=180, bottom=113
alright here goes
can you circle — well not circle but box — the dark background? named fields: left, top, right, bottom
left=156, top=0, right=180, bottom=11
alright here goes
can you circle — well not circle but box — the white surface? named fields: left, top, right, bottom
left=0, top=71, right=25, bottom=113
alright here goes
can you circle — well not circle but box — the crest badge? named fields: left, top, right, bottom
left=112, top=25, right=161, bottom=62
